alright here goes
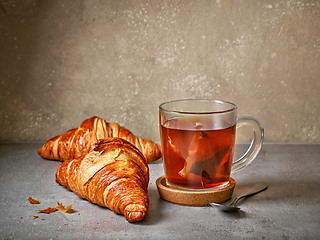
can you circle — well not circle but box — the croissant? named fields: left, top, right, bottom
left=38, top=116, right=161, bottom=162
left=55, top=137, right=149, bottom=222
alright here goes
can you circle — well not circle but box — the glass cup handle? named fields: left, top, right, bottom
left=231, top=116, right=264, bottom=174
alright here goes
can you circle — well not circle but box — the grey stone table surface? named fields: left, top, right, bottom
left=0, top=142, right=319, bottom=240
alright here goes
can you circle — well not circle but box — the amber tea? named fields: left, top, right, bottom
left=161, top=117, right=236, bottom=189
left=159, top=99, right=264, bottom=191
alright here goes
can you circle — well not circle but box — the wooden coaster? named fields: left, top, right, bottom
left=156, top=176, right=236, bottom=206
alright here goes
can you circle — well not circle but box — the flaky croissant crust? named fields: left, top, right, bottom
left=56, top=137, right=149, bottom=223
left=38, top=116, right=162, bottom=162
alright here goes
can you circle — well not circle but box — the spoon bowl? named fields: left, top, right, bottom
left=209, top=202, right=240, bottom=212
left=209, top=183, right=268, bottom=212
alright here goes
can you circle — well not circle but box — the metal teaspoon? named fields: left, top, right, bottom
left=209, top=183, right=268, bottom=212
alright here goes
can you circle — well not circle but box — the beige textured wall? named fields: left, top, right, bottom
left=0, top=0, right=319, bottom=143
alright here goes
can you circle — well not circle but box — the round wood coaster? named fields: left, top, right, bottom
left=156, top=176, right=236, bottom=206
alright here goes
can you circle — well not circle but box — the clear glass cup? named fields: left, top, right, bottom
left=159, top=99, right=264, bottom=190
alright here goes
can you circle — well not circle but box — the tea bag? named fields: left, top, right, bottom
left=167, top=136, right=185, bottom=161
left=178, top=130, right=230, bottom=181
left=188, top=146, right=230, bottom=179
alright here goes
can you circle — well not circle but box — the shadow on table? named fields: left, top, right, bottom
left=137, top=187, right=165, bottom=225
left=219, top=209, right=247, bottom=219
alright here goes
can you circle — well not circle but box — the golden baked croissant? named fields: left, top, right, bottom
left=55, top=137, right=149, bottom=222
left=38, top=116, right=161, bottom=162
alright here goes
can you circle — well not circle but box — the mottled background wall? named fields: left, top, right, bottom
left=0, top=0, right=319, bottom=143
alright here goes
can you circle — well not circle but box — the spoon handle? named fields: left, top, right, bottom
left=230, top=183, right=268, bottom=207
